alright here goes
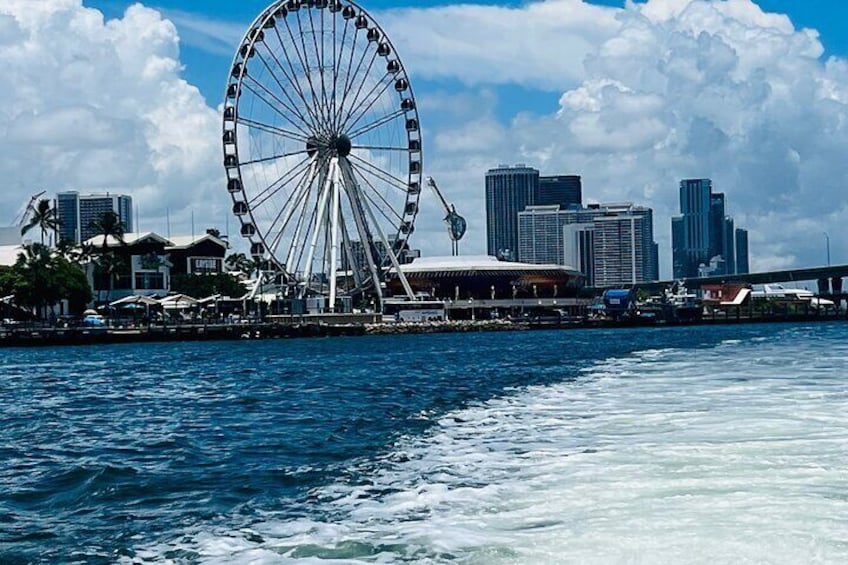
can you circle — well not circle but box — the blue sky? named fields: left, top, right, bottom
left=85, top=0, right=848, bottom=113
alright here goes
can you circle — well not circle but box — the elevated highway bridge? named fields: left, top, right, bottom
left=598, top=264, right=848, bottom=295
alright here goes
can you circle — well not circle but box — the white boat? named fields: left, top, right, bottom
left=752, top=284, right=834, bottom=308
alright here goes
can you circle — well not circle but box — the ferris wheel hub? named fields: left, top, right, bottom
left=332, top=134, right=352, bottom=157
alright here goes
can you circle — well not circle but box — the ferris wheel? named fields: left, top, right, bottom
left=223, top=0, right=420, bottom=308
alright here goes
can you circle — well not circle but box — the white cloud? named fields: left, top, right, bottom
left=403, top=0, right=848, bottom=275
left=0, top=0, right=223, bottom=236
left=380, top=0, right=620, bottom=90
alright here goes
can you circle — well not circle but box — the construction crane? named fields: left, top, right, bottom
left=425, top=177, right=466, bottom=256
left=12, top=191, right=46, bottom=227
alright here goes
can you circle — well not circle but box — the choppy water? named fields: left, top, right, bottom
left=2, top=323, right=847, bottom=563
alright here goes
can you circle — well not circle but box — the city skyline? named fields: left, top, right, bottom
left=1, top=0, right=848, bottom=278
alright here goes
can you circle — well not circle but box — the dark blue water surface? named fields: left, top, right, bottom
left=0, top=324, right=822, bottom=563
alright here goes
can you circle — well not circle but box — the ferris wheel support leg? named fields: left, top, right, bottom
left=328, top=159, right=342, bottom=312
left=283, top=158, right=320, bottom=270
left=339, top=160, right=384, bottom=310
left=340, top=215, right=364, bottom=291
left=301, top=160, right=335, bottom=300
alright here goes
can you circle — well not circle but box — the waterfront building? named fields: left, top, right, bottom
left=517, top=202, right=658, bottom=287
left=736, top=228, right=750, bottom=274
left=82, top=232, right=228, bottom=302
left=388, top=255, right=585, bottom=301
left=538, top=175, right=582, bottom=208
left=485, top=164, right=539, bottom=261
left=592, top=204, right=658, bottom=288
left=56, top=191, right=134, bottom=244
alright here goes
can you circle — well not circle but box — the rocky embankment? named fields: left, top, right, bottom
left=364, top=319, right=528, bottom=335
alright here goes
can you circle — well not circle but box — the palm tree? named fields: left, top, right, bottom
left=94, top=252, right=126, bottom=303
left=225, top=252, right=254, bottom=274
left=20, top=199, right=61, bottom=246
left=14, top=243, right=59, bottom=319
left=88, top=211, right=126, bottom=250
left=56, top=240, right=96, bottom=265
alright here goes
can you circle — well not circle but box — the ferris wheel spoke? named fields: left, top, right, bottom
left=340, top=73, right=394, bottom=133
left=284, top=160, right=325, bottom=271
left=270, top=25, right=325, bottom=129
left=268, top=161, right=319, bottom=254
left=347, top=153, right=411, bottom=193
left=291, top=12, right=329, bottom=133
left=239, top=148, right=311, bottom=167
left=253, top=48, right=318, bottom=130
left=350, top=165, right=405, bottom=224
left=351, top=145, right=410, bottom=152
left=239, top=117, right=309, bottom=144
left=330, top=11, right=347, bottom=133
left=281, top=17, right=325, bottom=134
left=308, top=7, right=331, bottom=127
left=248, top=154, right=314, bottom=209
left=338, top=29, right=370, bottom=128
left=348, top=108, right=406, bottom=140
left=241, top=79, right=313, bottom=137
left=338, top=49, right=379, bottom=133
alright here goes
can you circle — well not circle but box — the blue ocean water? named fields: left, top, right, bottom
left=1, top=323, right=847, bottom=563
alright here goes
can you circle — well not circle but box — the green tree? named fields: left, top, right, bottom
left=20, top=198, right=61, bottom=245
left=14, top=243, right=62, bottom=319
left=0, top=266, right=21, bottom=298
left=56, top=239, right=96, bottom=265
left=53, top=257, right=93, bottom=314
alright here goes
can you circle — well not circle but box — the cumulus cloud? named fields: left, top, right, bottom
left=0, top=0, right=223, bottom=235
left=409, top=0, right=848, bottom=274
left=3, top=0, right=847, bottom=276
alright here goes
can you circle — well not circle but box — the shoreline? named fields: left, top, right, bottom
left=1, top=313, right=844, bottom=347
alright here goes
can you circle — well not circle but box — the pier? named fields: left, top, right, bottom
left=1, top=308, right=844, bottom=347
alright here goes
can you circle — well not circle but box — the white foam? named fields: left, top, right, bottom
left=137, top=327, right=848, bottom=563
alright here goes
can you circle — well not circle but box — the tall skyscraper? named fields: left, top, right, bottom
left=538, top=175, right=582, bottom=209
left=735, top=228, right=749, bottom=274
left=709, top=192, right=725, bottom=260
left=56, top=191, right=134, bottom=244
left=485, top=164, right=539, bottom=261
left=672, top=179, right=747, bottom=278
left=672, top=179, right=711, bottom=278
left=517, top=202, right=658, bottom=287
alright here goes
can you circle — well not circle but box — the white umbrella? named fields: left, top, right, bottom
left=109, top=295, right=159, bottom=307
left=159, top=294, right=199, bottom=310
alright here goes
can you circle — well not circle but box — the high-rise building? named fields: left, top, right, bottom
left=672, top=179, right=747, bottom=278
left=722, top=216, right=736, bottom=275
left=538, top=175, right=582, bottom=209
left=485, top=164, right=539, bottom=261
left=735, top=228, right=749, bottom=274
left=56, top=191, right=134, bottom=244
left=709, top=192, right=725, bottom=260
left=672, top=179, right=711, bottom=278
left=517, top=202, right=658, bottom=287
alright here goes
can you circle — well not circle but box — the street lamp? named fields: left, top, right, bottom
left=823, top=232, right=831, bottom=266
